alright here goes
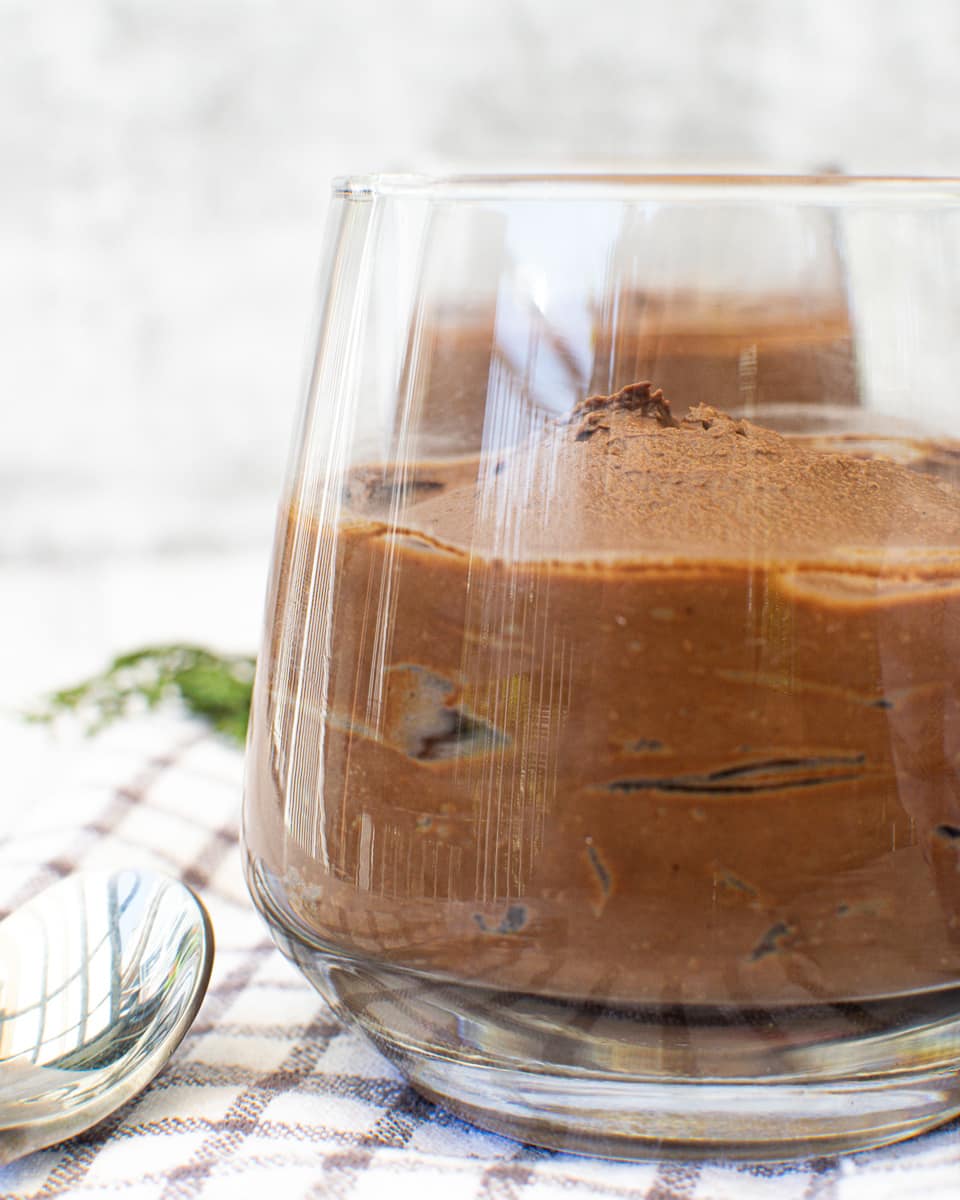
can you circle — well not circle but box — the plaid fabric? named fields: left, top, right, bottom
left=1, top=713, right=959, bottom=1200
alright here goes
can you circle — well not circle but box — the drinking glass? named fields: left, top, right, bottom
left=242, top=175, right=960, bottom=1159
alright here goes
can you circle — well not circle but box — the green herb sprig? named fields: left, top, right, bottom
left=28, top=645, right=256, bottom=744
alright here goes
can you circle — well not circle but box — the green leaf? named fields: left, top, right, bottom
left=26, top=644, right=256, bottom=745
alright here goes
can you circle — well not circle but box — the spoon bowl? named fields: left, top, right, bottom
left=0, top=869, right=214, bottom=1165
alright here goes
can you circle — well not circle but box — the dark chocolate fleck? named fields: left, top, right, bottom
left=498, top=905, right=527, bottom=933
left=749, top=921, right=795, bottom=962
left=609, top=774, right=862, bottom=795
left=344, top=473, right=444, bottom=510
left=717, top=870, right=757, bottom=897
left=585, top=841, right=612, bottom=896
left=474, top=905, right=528, bottom=935
left=608, top=754, right=865, bottom=795
left=415, top=710, right=507, bottom=761
left=377, top=665, right=511, bottom=761
left=708, top=754, right=865, bottom=781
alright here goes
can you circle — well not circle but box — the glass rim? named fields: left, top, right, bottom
left=332, top=172, right=960, bottom=203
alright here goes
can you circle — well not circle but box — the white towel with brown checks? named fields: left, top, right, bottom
left=1, top=712, right=958, bottom=1200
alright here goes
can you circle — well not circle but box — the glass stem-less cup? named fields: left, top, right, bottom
left=242, top=175, right=960, bottom=1160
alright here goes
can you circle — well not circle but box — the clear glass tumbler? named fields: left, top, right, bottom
left=242, top=175, right=960, bottom=1159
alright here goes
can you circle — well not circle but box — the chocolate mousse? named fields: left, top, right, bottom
left=245, top=385, right=960, bottom=1008
left=399, top=294, right=858, bottom=454
left=588, top=292, right=859, bottom=414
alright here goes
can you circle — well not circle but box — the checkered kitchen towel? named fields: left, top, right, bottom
left=1, top=712, right=960, bottom=1200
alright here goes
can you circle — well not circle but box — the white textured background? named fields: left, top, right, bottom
left=3, top=0, right=960, bottom=704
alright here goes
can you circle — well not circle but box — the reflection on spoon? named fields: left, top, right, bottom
left=0, top=870, right=214, bottom=1165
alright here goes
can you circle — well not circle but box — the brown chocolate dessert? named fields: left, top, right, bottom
left=588, top=292, right=858, bottom=415
left=399, top=295, right=858, bottom=460
left=245, top=386, right=960, bottom=1008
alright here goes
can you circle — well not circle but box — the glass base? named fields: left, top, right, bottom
left=248, top=861, right=960, bottom=1161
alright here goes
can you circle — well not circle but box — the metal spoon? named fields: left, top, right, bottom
left=0, top=869, right=214, bottom=1165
